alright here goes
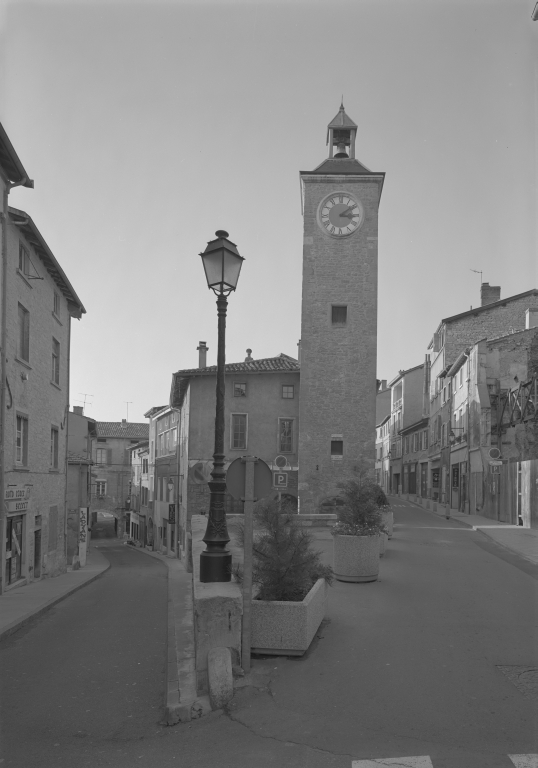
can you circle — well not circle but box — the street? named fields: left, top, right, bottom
left=0, top=500, right=536, bottom=767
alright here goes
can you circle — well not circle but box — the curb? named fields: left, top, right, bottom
left=392, top=496, right=537, bottom=564
left=0, top=554, right=111, bottom=640
left=126, top=545, right=211, bottom=723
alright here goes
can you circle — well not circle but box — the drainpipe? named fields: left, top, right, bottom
left=0, top=176, right=31, bottom=594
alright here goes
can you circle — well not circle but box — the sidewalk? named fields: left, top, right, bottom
left=0, top=546, right=110, bottom=640
left=389, top=494, right=538, bottom=566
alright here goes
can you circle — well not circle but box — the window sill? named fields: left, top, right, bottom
left=330, top=456, right=344, bottom=461
left=52, top=311, right=63, bottom=326
left=49, top=469, right=60, bottom=474
left=13, top=466, right=30, bottom=472
left=16, top=269, right=33, bottom=289
left=15, top=357, right=31, bottom=370
left=50, top=380, right=61, bottom=390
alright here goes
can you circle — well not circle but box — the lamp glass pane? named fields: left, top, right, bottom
left=201, top=250, right=224, bottom=288
left=222, top=250, right=243, bottom=289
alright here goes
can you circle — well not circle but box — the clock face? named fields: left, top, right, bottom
left=317, top=193, right=364, bottom=237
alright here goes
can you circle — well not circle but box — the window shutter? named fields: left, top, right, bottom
left=107, top=448, right=113, bottom=465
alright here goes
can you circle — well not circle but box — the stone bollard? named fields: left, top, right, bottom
left=381, top=509, right=394, bottom=539
left=207, top=647, right=233, bottom=710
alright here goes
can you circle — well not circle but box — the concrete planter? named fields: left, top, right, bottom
left=333, top=534, right=380, bottom=582
left=381, top=509, right=394, bottom=539
left=250, top=578, right=328, bottom=656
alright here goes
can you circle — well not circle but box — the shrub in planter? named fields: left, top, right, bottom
left=232, top=499, right=333, bottom=601
left=332, top=472, right=390, bottom=582
left=232, top=499, right=333, bottom=654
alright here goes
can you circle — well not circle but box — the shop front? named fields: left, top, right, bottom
left=4, top=485, right=32, bottom=589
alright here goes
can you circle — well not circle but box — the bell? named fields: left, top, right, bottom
left=334, top=141, right=349, bottom=159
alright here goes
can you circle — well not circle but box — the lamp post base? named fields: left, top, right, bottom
left=200, top=551, right=232, bottom=583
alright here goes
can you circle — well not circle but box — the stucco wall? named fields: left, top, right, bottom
left=3, top=219, right=73, bottom=586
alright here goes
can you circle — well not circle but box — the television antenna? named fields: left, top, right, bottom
left=125, top=401, right=132, bottom=422
left=76, top=393, right=94, bottom=413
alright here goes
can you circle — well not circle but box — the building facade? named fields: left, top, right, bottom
left=169, top=346, right=300, bottom=558
left=388, top=365, right=424, bottom=494
left=298, top=104, right=385, bottom=512
left=91, top=420, right=149, bottom=537
left=426, top=284, right=538, bottom=511
left=0, top=125, right=85, bottom=592
left=66, top=406, right=96, bottom=564
left=127, top=440, right=149, bottom=545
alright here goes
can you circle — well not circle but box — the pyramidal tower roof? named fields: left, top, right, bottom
left=301, top=101, right=381, bottom=177
left=326, top=101, right=358, bottom=133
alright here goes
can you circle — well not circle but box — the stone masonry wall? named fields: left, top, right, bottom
left=445, top=294, right=538, bottom=366
left=298, top=176, right=381, bottom=512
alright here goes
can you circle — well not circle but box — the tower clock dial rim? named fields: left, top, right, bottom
left=316, top=191, right=364, bottom=238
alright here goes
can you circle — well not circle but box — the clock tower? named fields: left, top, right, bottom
left=298, top=104, right=385, bottom=513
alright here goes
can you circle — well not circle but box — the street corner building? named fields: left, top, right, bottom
left=166, top=346, right=301, bottom=559
left=0, top=122, right=85, bottom=593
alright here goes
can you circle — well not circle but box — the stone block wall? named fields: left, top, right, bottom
left=298, top=176, right=381, bottom=512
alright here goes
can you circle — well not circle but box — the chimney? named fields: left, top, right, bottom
left=381, top=379, right=387, bottom=390
left=526, top=307, right=538, bottom=329
left=244, top=348, right=253, bottom=362
left=72, top=406, right=83, bottom=416
left=197, top=341, right=208, bottom=368
left=480, top=282, right=501, bottom=306
left=121, top=418, right=127, bottom=425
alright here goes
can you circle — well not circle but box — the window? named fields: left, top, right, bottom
left=18, top=304, right=29, bottom=362
left=282, top=385, right=295, bottom=399
left=95, top=448, right=107, bottom=464
left=441, top=423, right=446, bottom=447
left=279, top=418, right=294, bottom=453
left=233, top=382, right=247, bottom=397
left=423, top=429, right=428, bottom=448
left=95, top=481, right=106, bottom=496
left=18, top=243, right=30, bottom=275
left=16, top=415, right=28, bottom=466
left=142, top=458, right=148, bottom=473
left=50, top=427, right=59, bottom=469
left=51, top=338, right=60, bottom=385
left=331, top=440, right=343, bottom=457
left=97, top=438, right=107, bottom=443
left=53, top=292, right=60, bottom=317
left=231, top=414, right=247, bottom=450
left=331, top=305, right=347, bottom=326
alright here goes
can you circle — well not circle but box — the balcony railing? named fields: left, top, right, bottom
left=392, top=398, right=402, bottom=412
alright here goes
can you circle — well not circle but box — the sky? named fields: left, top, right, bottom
left=1, top=0, right=537, bottom=424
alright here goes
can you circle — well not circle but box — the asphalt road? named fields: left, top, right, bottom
left=0, top=501, right=536, bottom=768
left=0, top=539, right=168, bottom=767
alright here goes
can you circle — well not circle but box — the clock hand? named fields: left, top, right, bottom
left=340, top=207, right=357, bottom=219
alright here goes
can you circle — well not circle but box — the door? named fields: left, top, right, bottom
left=34, top=529, right=41, bottom=578
left=451, top=464, right=460, bottom=510
left=5, top=516, right=23, bottom=586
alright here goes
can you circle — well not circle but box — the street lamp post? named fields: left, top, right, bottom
left=199, top=230, right=245, bottom=583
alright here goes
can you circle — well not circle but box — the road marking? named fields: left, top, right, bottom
left=352, top=758, right=433, bottom=767
left=509, top=756, right=538, bottom=767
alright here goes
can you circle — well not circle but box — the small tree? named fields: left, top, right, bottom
left=332, top=464, right=390, bottom=537
left=233, top=498, right=333, bottom=602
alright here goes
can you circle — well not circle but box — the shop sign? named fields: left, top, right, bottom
left=5, top=484, right=31, bottom=501
left=489, top=460, right=503, bottom=466
left=6, top=499, right=29, bottom=513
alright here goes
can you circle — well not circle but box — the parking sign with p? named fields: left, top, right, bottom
left=273, top=471, right=288, bottom=489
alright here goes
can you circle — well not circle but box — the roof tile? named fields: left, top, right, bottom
left=96, top=422, right=149, bottom=439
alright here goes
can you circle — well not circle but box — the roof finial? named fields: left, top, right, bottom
left=340, top=95, right=344, bottom=109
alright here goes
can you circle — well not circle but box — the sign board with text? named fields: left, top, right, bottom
left=273, top=471, right=288, bottom=489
